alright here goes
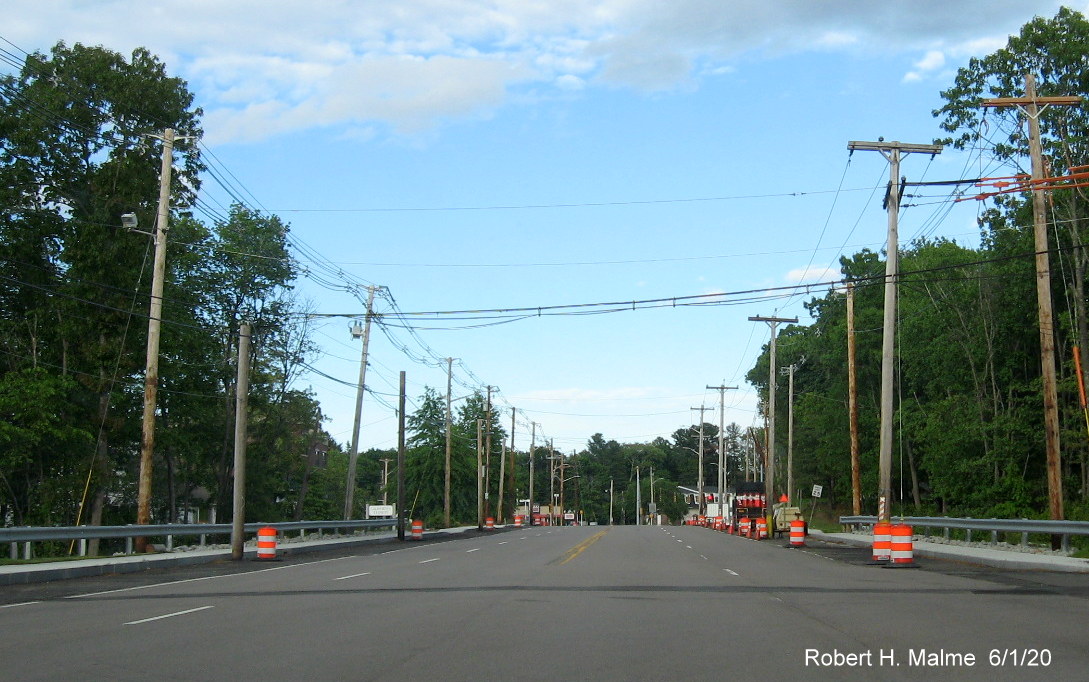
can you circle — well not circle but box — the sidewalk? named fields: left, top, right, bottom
left=0, top=526, right=480, bottom=586
left=811, top=529, right=1089, bottom=573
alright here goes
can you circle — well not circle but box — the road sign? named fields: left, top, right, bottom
left=367, top=504, right=395, bottom=517
left=812, top=485, right=823, bottom=498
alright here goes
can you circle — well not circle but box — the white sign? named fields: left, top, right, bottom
left=367, top=504, right=395, bottom=517
left=812, top=485, right=823, bottom=498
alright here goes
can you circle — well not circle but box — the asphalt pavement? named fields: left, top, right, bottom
left=3, top=524, right=1087, bottom=681
left=2, top=524, right=1087, bottom=587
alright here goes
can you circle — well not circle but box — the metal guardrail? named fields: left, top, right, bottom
left=839, top=515, right=1089, bottom=552
left=2, top=519, right=398, bottom=560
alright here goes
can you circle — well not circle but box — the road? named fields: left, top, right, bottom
left=2, top=525, right=1086, bottom=680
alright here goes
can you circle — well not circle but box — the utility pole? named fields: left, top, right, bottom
left=649, top=466, right=655, bottom=525
left=484, top=386, right=493, bottom=518
left=498, top=412, right=507, bottom=524
left=558, top=457, right=571, bottom=526
left=548, top=440, right=556, bottom=526
left=636, top=466, right=641, bottom=526
left=506, top=408, right=516, bottom=522
left=982, top=76, right=1080, bottom=526
left=781, top=362, right=802, bottom=504
left=396, top=371, right=406, bottom=541
left=379, top=458, right=392, bottom=505
left=136, top=128, right=175, bottom=553
left=528, top=422, right=536, bottom=524
left=847, top=283, right=862, bottom=516
left=846, top=140, right=941, bottom=523
left=707, top=385, right=738, bottom=516
left=477, top=419, right=484, bottom=531
left=230, top=321, right=251, bottom=560
left=444, top=357, right=454, bottom=527
left=609, top=478, right=614, bottom=526
left=748, top=315, right=798, bottom=528
left=690, top=406, right=710, bottom=516
left=344, top=285, right=379, bottom=519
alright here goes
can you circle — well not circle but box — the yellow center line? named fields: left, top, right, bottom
left=558, top=529, right=609, bottom=565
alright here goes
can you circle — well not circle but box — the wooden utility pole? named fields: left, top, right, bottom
left=846, top=140, right=941, bottom=523
left=396, top=371, right=406, bottom=541
left=230, top=321, right=252, bottom=560
left=748, top=315, right=798, bottom=528
left=528, top=422, right=536, bottom=525
left=706, top=386, right=737, bottom=513
left=982, top=75, right=1081, bottom=525
left=498, top=408, right=510, bottom=523
left=379, top=458, right=392, bottom=505
left=690, top=406, right=710, bottom=516
left=484, top=386, right=493, bottom=518
left=508, top=408, right=516, bottom=521
left=444, top=357, right=453, bottom=527
left=135, top=128, right=175, bottom=553
left=548, top=440, right=556, bottom=525
left=476, top=419, right=484, bottom=530
left=781, top=362, right=802, bottom=504
left=847, top=283, right=862, bottom=516
left=344, top=286, right=379, bottom=520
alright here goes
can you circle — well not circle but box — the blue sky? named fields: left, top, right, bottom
left=5, top=1, right=1079, bottom=453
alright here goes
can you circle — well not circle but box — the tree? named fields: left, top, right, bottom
left=935, top=6, right=1089, bottom=510
left=0, top=41, right=203, bottom=529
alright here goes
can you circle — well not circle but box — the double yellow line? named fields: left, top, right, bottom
left=558, top=528, right=609, bottom=565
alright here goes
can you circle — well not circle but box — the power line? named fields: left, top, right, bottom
left=267, top=186, right=882, bottom=213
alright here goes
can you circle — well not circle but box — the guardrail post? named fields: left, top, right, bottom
left=966, top=529, right=972, bottom=543
left=1021, top=531, right=1029, bottom=546
left=990, top=530, right=998, bottom=545
left=9, top=542, right=15, bottom=560
left=1062, top=534, right=1070, bottom=553
left=79, top=538, right=87, bottom=557
left=200, top=533, right=206, bottom=547
left=125, top=537, right=133, bottom=555
left=943, top=527, right=950, bottom=540
left=23, top=541, right=32, bottom=560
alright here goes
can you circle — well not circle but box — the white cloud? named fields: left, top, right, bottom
left=555, top=74, right=586, bottom=91
left=903, top=48, right=946, bottom=82
left=785, top=265, right=841, bottom=284
left=4, top=0, right=1069, bottom=142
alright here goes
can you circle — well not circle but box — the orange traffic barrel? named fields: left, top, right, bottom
left=755, top=517, right=768, bottom=540
left=870, top=522, right=892, bottom=563
left=886, top=524, right=918, bottom=568
left=256, top=527, right=277, bottom=560
left=789, top=519, right=805, bottom=547
left=739, top=517, right=750, bottom=537
left=410, top=519, right=424, bottom=540
left=485, top=517, right=495, bottom=530
left=514, top=515, right=523, bottom=528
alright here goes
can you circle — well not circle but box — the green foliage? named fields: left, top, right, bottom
left=0, top=42, right=336, bottom=530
